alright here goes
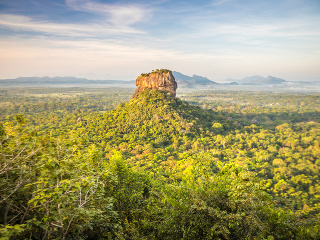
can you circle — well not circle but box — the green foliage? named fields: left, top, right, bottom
left=212, top=122, right=224, bottom=133
left=140, top=69, right=172, bottom=77
left=0, top=224, right=26, bottom=240
left=27, top=144, right=118, bottom=239
left=0, top=124, right=120, bottom=239
left=1, top=87, right=320, bottom=239
left=140, top=159, right=306, bottom=239
left=14, top=114, right=25, bottom=125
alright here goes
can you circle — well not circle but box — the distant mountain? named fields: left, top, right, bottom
left=289, top=81, right=320, bottom=85
left=230, top=75, right=287, bottom=85
left=0, top=76, right=135, bottom=86
left=0, top=73, right=218, bottom=88
left=172, top=71, right=218, bottom=87
left=224, top=78, right=237, bottom=83
left=171, top=71, right=192, bottom=82
left=224, top=82, right=239, bottom=85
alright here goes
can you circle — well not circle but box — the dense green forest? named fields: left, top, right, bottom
left=1, top=87, right=320, bottom=239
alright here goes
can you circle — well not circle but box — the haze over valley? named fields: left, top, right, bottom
left=2, top=72, right=320, bottom=92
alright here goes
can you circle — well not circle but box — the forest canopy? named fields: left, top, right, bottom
left=1, top=87, right=320, bottom=239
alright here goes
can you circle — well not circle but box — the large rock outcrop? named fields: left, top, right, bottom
left=132, top=69, right=177, bottom=98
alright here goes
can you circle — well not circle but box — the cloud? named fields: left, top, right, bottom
left=0, top=0, right=319, bottom=81
left=65, top=0, right=150, bottom=26
left=182, top=18, right=320, bottom=49
left=1, top=34, right=319, bottom=81
left=211, top=0, right=230, bottom=6
left=0, top=13, right=145, bottom=37
left=0, top=35, right=235, bottom=79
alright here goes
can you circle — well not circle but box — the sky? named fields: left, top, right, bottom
left=0, top=0, right=320, bottom=81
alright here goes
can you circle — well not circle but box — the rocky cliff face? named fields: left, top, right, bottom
left=132, top=70, right=177, bottom=98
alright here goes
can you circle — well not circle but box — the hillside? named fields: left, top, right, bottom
left=83, top=90, right=223, bottom=148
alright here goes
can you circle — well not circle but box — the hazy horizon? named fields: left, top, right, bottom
left=1, top=72, right=319, bottom=83
left=1, top=0, right=319, bottom=82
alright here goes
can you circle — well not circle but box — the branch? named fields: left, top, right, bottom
left=0, top=146, right=27, bottom=175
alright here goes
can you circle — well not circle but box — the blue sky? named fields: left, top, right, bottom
left=0, top=0, right=319, bottom=81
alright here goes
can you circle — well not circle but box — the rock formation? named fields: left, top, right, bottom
left=132, top=69, right=177, bottom=98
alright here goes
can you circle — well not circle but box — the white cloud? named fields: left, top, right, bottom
left=0, top=35, right=242, bottom=80
left=211, top=0, right=230, bottom=6
left=187, top=17, right=320, bottom=40
left=0, top=1, right=151, bottom=37
left=65, top=0, right=150, bottom=26
left=0, top=0, right=319, bottom=81
left=0, top=13, right=145, bottom=37
left=0, top=36, right=179, bottom=79
left=0, top=35, right=319, bottom=81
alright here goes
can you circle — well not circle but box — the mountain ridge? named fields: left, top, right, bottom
left=0, top=76, right=135, bottom=85
left=225, top=75, right=287, bottom=85
left=2, top=74, right=318, bottom=88
left=172, top=71, right=218, bottom=87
